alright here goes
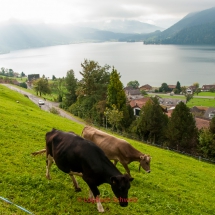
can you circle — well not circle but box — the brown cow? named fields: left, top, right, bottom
left=81, top=126, right=151, bottom=176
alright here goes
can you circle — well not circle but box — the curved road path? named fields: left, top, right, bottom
left=2, top=84, right=85, bottom=125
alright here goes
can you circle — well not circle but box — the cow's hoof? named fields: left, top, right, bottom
left=75, top=188, right=82, bottom=192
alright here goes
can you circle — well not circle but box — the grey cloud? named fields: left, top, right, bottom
left=69, top=0, right=215, bottom=27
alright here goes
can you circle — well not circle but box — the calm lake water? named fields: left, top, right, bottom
left=0, top=42, right=215, bottom=87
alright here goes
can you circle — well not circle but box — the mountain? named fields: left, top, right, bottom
left=0, top=19, right=163, bottom=53
left=77, top=20, right=164, bottom=34
left=144, top=7, right=215, bottom=44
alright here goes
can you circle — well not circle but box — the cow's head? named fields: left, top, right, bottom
left=139, top=155, right=151, bottom=173
left=110, top=174, right=134, bottom=207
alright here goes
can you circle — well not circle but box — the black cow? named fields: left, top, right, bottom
left=32, top=129, right=133, bottom=213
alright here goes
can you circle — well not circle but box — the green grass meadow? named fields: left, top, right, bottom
left=1, top=84, right=215, bottom=215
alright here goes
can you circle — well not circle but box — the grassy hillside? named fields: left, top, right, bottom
left=0, top=84, right=215, bottom=215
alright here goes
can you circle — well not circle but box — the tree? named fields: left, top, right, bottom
left=198, top=128, right=215, bottom=158
left=73, top=60, right=111, bottom=124
left=175, top=81, right=181, bottom=93
left=21, top=72, right=25, bottom=77
left=140, top=90, right=148, bottom=96
left=195, top=88, right=201, bottom=96
left=33, top=78, right=51, bottom=96
left=19, top=82, right=27, bottom=89
left=64, top=69, right=78, bottom=107
left=52, top=75, right=56, bottom=80
left=159, top=83, right=169, bottom=93
left=8, top=69, right=14, bottom=77
left=198, top=116, right=215, bottom=158
left=135, top=97, right=168, bottom=143
left=127, top=80, right=139, bottom=89
left=209, top=116, right=215, bottom=134
left=181, top=86, right=187, bottom=95
left=209, top=88, right=215, bottom=93
left=107, top=67, right=126, bottom=110
left=120, top=104, right=136, bottom=131
left=51, top=78, right=66, bottom=102
left=185, top=93, right=193, bottom=103
left=105, top=105, right=123, bottom=131
left=193, top=82, right=199, bottom=89
left=166, top=102, right=198, bottom=153
left=76, top=59, right=110, bottom=99
left=0, top=67, right=5, bottom=75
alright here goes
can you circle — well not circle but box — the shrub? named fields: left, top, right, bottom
left=49, top=107, right=60, bottom=115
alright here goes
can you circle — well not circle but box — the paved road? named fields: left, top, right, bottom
left=2, top=84, right=85, bottom=125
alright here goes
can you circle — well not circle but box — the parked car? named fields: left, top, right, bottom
left=38, top=100, right=45, bottom=105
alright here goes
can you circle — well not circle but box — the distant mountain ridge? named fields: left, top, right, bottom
left=0, top=20, right=162, bottom=53
left=77, top=20, right=164, bottom=34
left=144, top=7, right=215, bottom=44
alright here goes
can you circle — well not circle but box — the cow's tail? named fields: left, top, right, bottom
left=81, top=127, right=86, bottom=137
left=31, top=149, right=46, bottom=156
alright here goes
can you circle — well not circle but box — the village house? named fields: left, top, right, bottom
left=129, top=97, right=151, bottom=116
left=190, top=106, right=207, bottom=117
left=129, top=97, right=168, bottom=116
left=158, top=98, right=186, bottom=107
left=27, top=74, right=40, bottom=88
left=124, top=87, right=143, bottom=100
left=195, top=117, right=210, bottom=130
left=186, top=86, right=197, bottom=94
left=139, top=84, right=152, bottom=92
left=203, top=107, right=215, bottom=119
left=201, top=85, right=215, bottom=91
left=168, top=85, right=176, bottom=91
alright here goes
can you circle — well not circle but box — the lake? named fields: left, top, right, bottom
left=0, top=42, right=215, bottom=87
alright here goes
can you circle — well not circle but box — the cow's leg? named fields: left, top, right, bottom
left=69, top=173, right=81, bottom=192
left=46, top=154, right=54, bottom=180
left=95, top=195, right=104, bottom=212
left=31, top=148, right=46, bottom=156
left=87, top=184, right=104, bottom=213
left=89, top=189, right=94, bottom=199
left=121, top=162, right=131, bottom=176
left=69, top=171, right=83, bottom=177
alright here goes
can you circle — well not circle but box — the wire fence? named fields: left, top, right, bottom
left=100, top=126, right=215, bottom=165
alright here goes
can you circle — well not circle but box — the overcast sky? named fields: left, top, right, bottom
left=0, top=0, right=215, bottom=28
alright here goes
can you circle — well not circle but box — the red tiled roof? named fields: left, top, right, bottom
left=166, top=109, right=174, bottom=117
left=129, top=98, right=151, bottom=108
left=168, top=85, right=176, bottom=89
left=195, top=118, right=210, bottom=130
left=139, top=84, right=152, bottom=90
left=195, top=106, right=209, bottom=111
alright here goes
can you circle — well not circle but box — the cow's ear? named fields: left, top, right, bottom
left=110, top=176, right=118, bottom=184
left=140, top=155, right=145, bottom=160
left=129, top=177, right=134, bottom=182
left=123, top=174, right=134, bottom=182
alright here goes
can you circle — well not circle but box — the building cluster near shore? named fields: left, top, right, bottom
left=124, top=84, right=215, bottom=131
